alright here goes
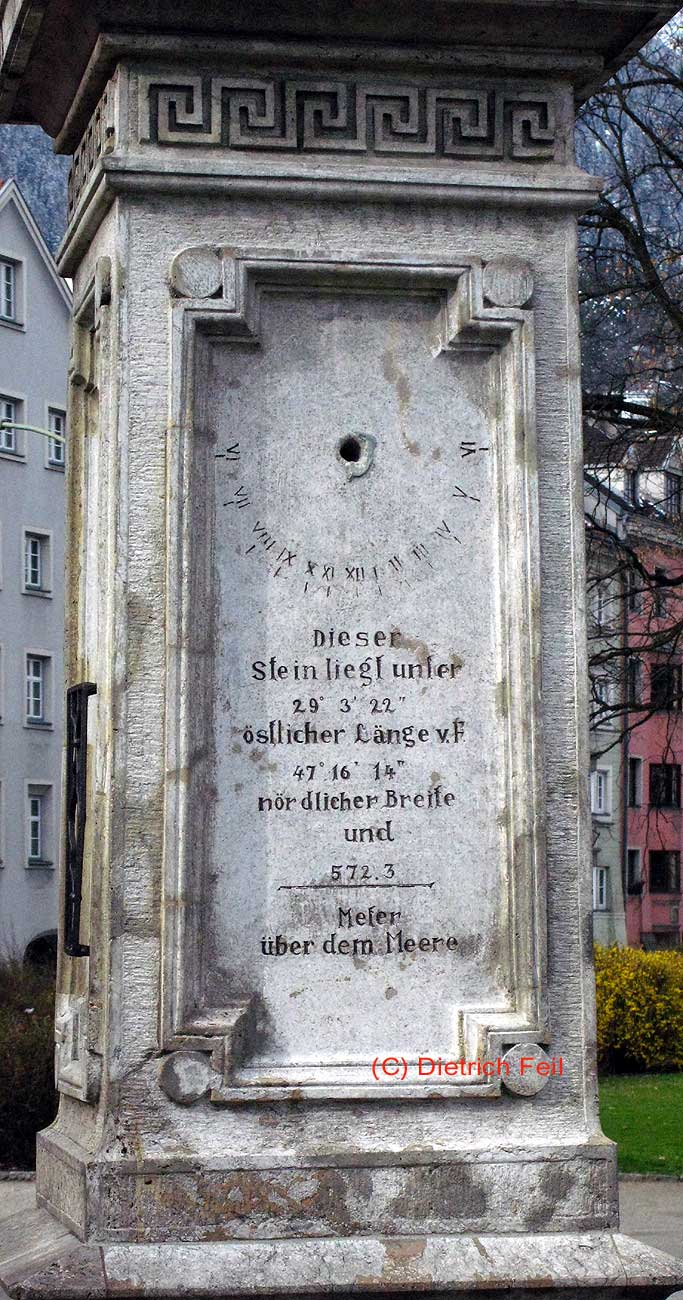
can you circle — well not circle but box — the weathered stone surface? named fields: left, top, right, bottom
left=158, top=1052, right=216, bottom=1105
left=1, top=1201, right=682, bottom=1300
left=483, top=255, right=534, bottom=308
left=169, top=246, right=222, bottom=300
left=502, top=1043, right=554, bottom=1096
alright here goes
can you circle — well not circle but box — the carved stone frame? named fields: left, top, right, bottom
left=161, top=245, right=548, bottom=1103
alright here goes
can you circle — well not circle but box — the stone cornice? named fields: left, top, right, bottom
left=56, top=60, right=604, bottom=271
left=0, top=0, right=680, bottom=139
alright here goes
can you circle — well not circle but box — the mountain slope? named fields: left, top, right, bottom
left=0, top=125, right=69, bottom=255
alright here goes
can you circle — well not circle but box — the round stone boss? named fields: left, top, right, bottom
left=501, top=1042, right=553, bottom=1096
left=482, top=256, right=534, bottom=307
left=170, top=246, right=223, bottom=299
left=158, top=1050, right=215, bottom=1104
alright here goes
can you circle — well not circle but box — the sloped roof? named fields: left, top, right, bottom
left=627, top=436, right=683, bottom=471
left=584, top=424, right=620, bottom=467
left=0, top=177, right=71, bottom=309
left=584, top=421, right=683, bottom=473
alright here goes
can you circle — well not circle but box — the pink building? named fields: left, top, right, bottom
left=624, top=519, right=683, bottom=949
left=586, top=427, right=683, bottom=950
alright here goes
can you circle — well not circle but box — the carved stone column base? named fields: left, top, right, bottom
left=1, top=1200, right=682, bottom=1300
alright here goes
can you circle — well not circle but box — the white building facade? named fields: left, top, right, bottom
left=584, top=473, right=628, bottom=947
left=0, top=179, right=70, bottom=960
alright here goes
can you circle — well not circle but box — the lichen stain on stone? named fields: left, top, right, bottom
left=524, top=1165, right=576, bottom=1229
left=381, top=1237, right=429, bottom=1283
left=384, top=986, right=398, bottom=1000
left=382, top=348, right=420, bottom=456
left=248, top=748, right=278, bottom=772
left=390, top=1164, right=487, bottom=1227
left=257, top=1112, right=279, bottom=1127
left=384, top=1238, right=427, bottom=1262
left=398, top=953, right=417, bottom=971
left=355, top=1237, right=428, bottom=1289
left=141, top=1167, right=368, bottom=1236
left=480, top=911, right=513, bottom=997
left=183, top=1167, right=368, bottom=1236
left=391, top=629, right=430, bottom=664
left=454, top=934, right=482, bottom=960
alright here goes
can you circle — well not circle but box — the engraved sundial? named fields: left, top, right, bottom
left=215, top=412, right=492, bottom=604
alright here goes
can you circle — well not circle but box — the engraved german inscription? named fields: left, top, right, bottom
left=187, top=283, right=520, bottom=1086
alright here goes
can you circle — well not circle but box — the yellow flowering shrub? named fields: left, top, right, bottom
left=595, top=944, right=683, bottom=1073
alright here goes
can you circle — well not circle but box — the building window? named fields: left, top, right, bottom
left=0, top=395, right=18, bottom=453
left=627, top=569, right=642, bottom=614
left=653, top=567, right=668, bottom=617
left=626, top=658, right=642, bottom=706
left=628, top=756, right=643, bottom=806
left=22, top=531, right=50, bottom=594
left=591, top=767, right=612, bottom=817
left=47, top=408, right=65, bottom=467
left=624, top=469, right=639, bottom=504
left=26, top=784, right=52, bottom=867
left=649, top=850, right=681, bottom=894
left=650, top=662, right=682, bottom=711
left=666, top=472, right=682, bottom=517
left=0, top=259, right=16, bottom=322
left=25, top=534, right=41, bottom=589
left=649, top=762, right=681, bottom=808
left=627, top=848, right=642, bottom=893
left=593, top=676, right=613, bottom=726
left=29, top=793, right=43, bottom=861
left=25, top=654, right=49, bottom=725
left=593, top=866, right=608, bottom=910
left=592, top=581, right=610, bottom=628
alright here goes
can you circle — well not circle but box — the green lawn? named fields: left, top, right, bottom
left=599, top=1074, right=683, bottom=1175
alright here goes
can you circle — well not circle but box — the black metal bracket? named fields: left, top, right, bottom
left=64, top=682, right=97, bottom=958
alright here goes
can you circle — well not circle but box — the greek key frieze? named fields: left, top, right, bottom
left=139, top=76, right=557, bottom=162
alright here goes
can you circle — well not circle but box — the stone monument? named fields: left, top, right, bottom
left=1, top=2, right=682, bottom=1296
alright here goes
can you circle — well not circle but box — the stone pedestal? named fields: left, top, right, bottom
left=1, top=3, right=682, bottom=1296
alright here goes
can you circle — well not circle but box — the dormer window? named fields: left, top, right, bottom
left=624, top=468, right=638, bottom=504
left=654, top=567, right=668, bottom=617
left=666, top=472, right=681, bottom=517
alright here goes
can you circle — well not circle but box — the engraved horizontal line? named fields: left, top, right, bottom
left=277, top=881, right=436, bottom=890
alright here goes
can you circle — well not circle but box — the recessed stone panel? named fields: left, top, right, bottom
left=170, top=262, right=545, bottom=1094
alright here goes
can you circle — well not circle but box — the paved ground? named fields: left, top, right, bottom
left=619, top=1178, right=683, bottom=1262
left=0, top=1181, right=34, bottom=1223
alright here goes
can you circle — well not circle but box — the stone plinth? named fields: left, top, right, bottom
left=1, top=2, right=682, bottom=1296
